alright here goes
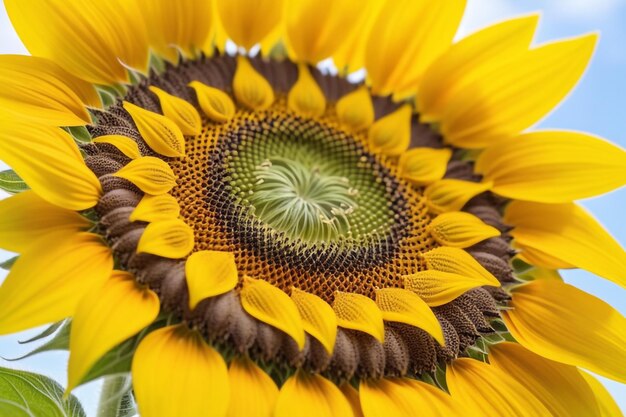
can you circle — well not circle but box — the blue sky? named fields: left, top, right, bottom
left=0, top=0, right=625, bottom=415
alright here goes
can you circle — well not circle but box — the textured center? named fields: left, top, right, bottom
left=250, top=157, right=358, bottom=242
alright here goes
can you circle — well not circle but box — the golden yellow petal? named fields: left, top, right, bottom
left=185, top=250, right=239, bottom=310
left=149, top=86, right=202, bottom=136
left=428, top=211, right=500, bottom=248
left=375, top=288, right=444, bottom=345
left=489, top=342, right=601, bottom=417
left=123, top=101, right=186, bottom=158
left=136, top=219, right=195, bottom=259
left=285, top=0, right=365, bottom=64
left=189, top=81, right=236, bottom=123
left=67, top=271, right=159, bottom=392
left=132, top=325, right=229, bottom=417
left=5, top=0, right=148, bottom=84
left=216, top=0, right=283, bottom=50
left=291, top=287, right=338, bottom=354
left=360, top=378, right=459, bottom=417
left=240, top=277, right=305, bottom=349
left=227, top=357, right=278, bottom=417
left=336, top=86, right=375, bottom=131
left=0, top=122, right=101, bottom=211
left=113, top=156, right=177, bottom=195
left=0, top=55, right=99, bottom=126
left=579, top=371, right=624, bottom=417
left=503, top=280, right=626, bottom=383
left=505, top=201, right=626, bottom=288
left=398, top=148, right=452, bottom=186
left=424, top=179, right=492, bottom=214
left=365, top=0, right=466, bottom=96
left=0, top=191, right=90, bottom=253
left=138, top=0, right=214, bottom=62
left=368, top=105, right=412, bottom=156
left=441, top=33, right=598, bottom=148
left=418, top=14, right=539, bottom=120
left=129, top=194, right=181, bottom=223
left=421, top=246, right=501, bottom=287
left=275, top=372, right=353, bottom=417
left=340, top=384, right=365, bottom=417
left=287, top=64, right=326, bottom=118
left=404, top=270, right=499, bottom=307
left=93, top=135, right=142, bottom=159
left=448, top=358, right=551, bottom=416
left=0, top=233, right=112, bottom=335
left=333, top=291, right=384, bottom=342
left=233, top=56, right=275, bottom=111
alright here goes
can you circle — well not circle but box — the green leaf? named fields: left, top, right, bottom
left=0, top=256, right=18, bottom=271
left=0, top=170, right=28, bottom=194
left=18, top=321, right=64, bottom=345
left=7, top=321, right=71, bottom=361
left=116, top=390, right=137, bottom=417
left=0, top=366, right=86, bottom=417
left=95, top=376, right=137, bottom=417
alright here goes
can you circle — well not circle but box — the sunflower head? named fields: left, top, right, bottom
left=0, top=1, right=625, bottom=416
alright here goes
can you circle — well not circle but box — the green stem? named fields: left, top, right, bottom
left=96, top=375, right=128, bottom=417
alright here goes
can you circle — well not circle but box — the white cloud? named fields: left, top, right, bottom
left=548, top=0, right=622, bottom=21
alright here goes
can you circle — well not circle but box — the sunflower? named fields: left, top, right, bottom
left=0, top=0, right=625, bottom=416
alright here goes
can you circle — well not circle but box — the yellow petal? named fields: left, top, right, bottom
left=503, top=279, right=626, bottom=383
left=505, top=201, right=626, bottom=288
left=0, top=122, right=101, bottom=211
left=404, top=270, right=499, bottom=307
left=5, top=0, right=148, bottom=84
left=129, top=194, right=181, bottom=223
left=291, top=288, right=337, bottom=354
left=189, top=81, right=236, bottom=123
left=360, top=378, right=459, bottom=417
left=216, top=0, right=283, bottom=50
left=476, top=130, right=626, bottom=202
left=138, top=0, right=214, bottom=62
left=93, top=135, right=141, bottom=159
left=368, top=105, right=412, bottom=156
left=132, top=325, right=229, bottom=417
left=441, top=33, right=598, bottom=148
left=365, top=0, right=466, bottom=96
left=418, top=14, right=540, bottom=121
left=333, top=0, right=385, bottom=74
left=149, top=87, right=202, bottom=136
left=275, top=372, right=353, bottom=417
left=137, top=219, right=195, bottom=259
left=398, top=148, right=452, bottom=186
left=375, top=288, right=444, bottom=345
left=333, top=291, right=384, bottom=342
left=447, top=358, right=551, bottom=416
left=340, top=384, right=365, bottom=417
left=0, top=55, right=99, bottom=126
left=113, top=156, right=177, bottom=195
left=336, top=86, right=375, bottom=131
left=240, top=278, right=305, bottom=349
left=227, top=357, right=278, bottom=417
left=185, top=250, right=239, bottom=310
left=285, top=0, right=365, bottom=64
left=233, top=56, right=274, bottom=111
left=488, top=342, right=601, bottom=417
left=67, top=271, right=159, bottom=392
left=0, top=233, right=112, bottom=335
left=428, top=211, right=500, bottom=248
left=422, top=246, right=501, bottom=287
left=579, top=371, right=624, bottom=417
left=123, top=101, right=186, bottom=158
left=424, top=179, right=492, bottom=214
left=0, top=190, right=90, bottom=253
left=287, top=64, right=326, bottom=118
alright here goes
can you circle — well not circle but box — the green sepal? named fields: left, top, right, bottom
left=6, top=321, right=71, bottom=361
left=64, top=126, right=92, bottom=144
left=0, top=366, right=86, bottom=417
left=0, top=256, right=18, bottom=271
left=18, top=320, right=64, bottom=345
left=0, top=169, right=28, bottom=194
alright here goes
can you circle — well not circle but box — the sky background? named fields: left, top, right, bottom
left=0, top=0, right=625, bottom=415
